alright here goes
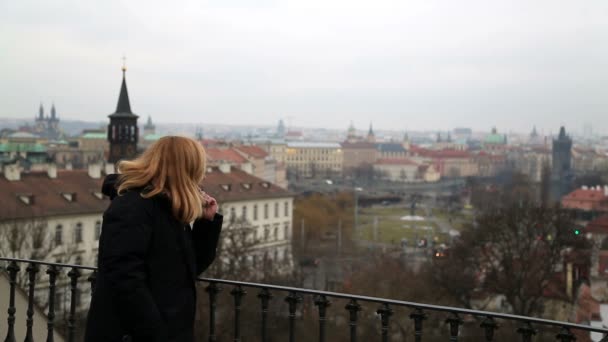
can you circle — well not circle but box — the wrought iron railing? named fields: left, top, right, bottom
left=2, top=257, right=608, bottom=342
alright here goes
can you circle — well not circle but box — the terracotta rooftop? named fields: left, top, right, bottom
left=0, top=170, right=108, bottom=221
left=205, top=148, right=248, bottom=164
left=234, top=145, right=268, bottom=159
left=202, top=167, right=293, bottom=202
left=0, top=166, right=292, bottom=221
left=586, top=215, right=608, bottom=234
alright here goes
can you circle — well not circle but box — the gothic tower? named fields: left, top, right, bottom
left=550, top=126, right=573, bottom=200
left=107, top=64, right=139, bottom=163
left=143, top=115, right=156, bottom=136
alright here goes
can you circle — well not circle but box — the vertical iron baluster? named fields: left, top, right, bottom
left=24, top=263, right=39, bottom=342
left=409, top=308, right=427, bottom=342
left=376, top=303, right=393, bottom=342
left=257, top=288, right=273, bottom=342
left=87, top=270, right=97, bottom=297
left=314, top=295, right=331, bottom=342
left=480, top=316, right=498, bottom=342
left=206, top=282, right=221, bottom=342
left=67, top=267, right=81, bottom=342
left=345, top=299, right=361, bottom=342
left=46, top=265, right=59, bottom=342
left=230, top=286, right=246, bottom=342
left=285, top=291, right=302, bottom=342
left=4, top=260, right=20, bottom=342
left=517, top=322, right=536, bottom=342
left=555, top=327, right=576, bottom=342
left=445, top=313, right=463, bottom=342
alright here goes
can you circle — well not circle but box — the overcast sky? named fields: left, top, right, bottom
left=1, top=0, right=607, bottom=134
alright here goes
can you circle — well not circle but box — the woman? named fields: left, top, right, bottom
left=85, top=136, right=223, bottom=342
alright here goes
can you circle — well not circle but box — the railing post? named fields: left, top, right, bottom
left=517, top=322, right=536, bottom=342
left=206, top=282, right=221, bottom=342
left=4, top=260, right=20, bottom=342
left=24, top=262, right=39, bottom=342
left=445, top=312, right=463, bottom=342
left=345, top=299, right=361, bottom=342
left=376, top=303, right=393, bottom=342
left=285, top=291, right=302, bottom=342
left=230, top=286, right=246, bottom=342
left=257, top=288, right=273, bottom=342
left=67, top=267, right=81, bottom=342
left=46, top=265, right=59, bottom=342
left=480, top=316, right=498, bottom=341
left=555, top=327, right=576, bottom=342
left=409, top=308, right=427, bottom=342
left=314, top=295, right=331, bottom=342
left=87, top=270, right=97, bottom=297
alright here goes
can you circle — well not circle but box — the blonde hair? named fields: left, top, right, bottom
left=116, top=136, right=207, bottom=223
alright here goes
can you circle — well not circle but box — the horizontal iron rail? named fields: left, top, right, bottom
left=197, top=277, right=608, bottom=334
left=2, top=257, right=607, bottom=335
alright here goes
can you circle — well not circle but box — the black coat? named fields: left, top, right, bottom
left=85, top=174, right=223, bottom=342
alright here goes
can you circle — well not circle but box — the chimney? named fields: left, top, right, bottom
left=219, top=163, right=231, bottom=174
left=4, top=164, right=21, bottom=181
left=104, top=163, right=116, bottom=175
left=88, top=163, right=102, bottom=179
left=47, top=163, right=57, bottom=179
left=240, top=162, right=253, bottom=175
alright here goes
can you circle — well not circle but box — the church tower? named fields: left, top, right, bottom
left=143, top=115, right=156, bottom=136
left=107, top=62, right=139, bottom=163
left=550, top=126, right=573, bottom=200
left=366, top=122, right=375, bottom=143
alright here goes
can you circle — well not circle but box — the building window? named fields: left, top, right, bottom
left=95, top=220, right=102, bottom=240
left=264, top=226, right=270, bottom=241
left=274, top=227, right=278, bottom=240
left=242, top=206, right=247, bottom=220
left=284, top=223, right=290, bottom=240
left=74, top=223, right=83, bottom=243
left=264, top=204, right=269, bottom=219
left=55, top=225, right=63, bottom=246
left=284, top=201, right=289, bottom=217
left=75, top=255, right=83, bottom=265
left=253, top=230, right=258, bottom=242
left=253, top=205, right=258, bottom=221
left=274, top=202, right=279, bottom=218
left=230, top=207, right=236, bottom=223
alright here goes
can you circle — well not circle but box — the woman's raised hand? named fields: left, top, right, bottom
left=200, top=190, right=218, bottom=221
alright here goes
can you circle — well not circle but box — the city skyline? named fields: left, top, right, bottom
left=1, top=0, right=607, bottom=133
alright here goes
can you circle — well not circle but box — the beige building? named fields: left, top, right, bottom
left=0, top=161, right=294, bottom=312
left=285, top=142, right=343, bottom=178
left=341, top=141, right=377, bottom=171
left=373, top=158, right=441, bottom=183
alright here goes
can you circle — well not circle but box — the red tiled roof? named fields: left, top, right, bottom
left=0, top=170, right=108, bottom=221
left=376, top=158, right=418, bottom=166
left=202, top=167, right=293, bottom=202
left=586, top=215, right=608, bottom=234
left=205, top=148, right=248, bottom=164
left=234, top=145, right=268, bottom=158
left=563, top=189, right=608, bottom=202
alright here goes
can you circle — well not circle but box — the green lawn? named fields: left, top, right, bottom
left=357, top=206, right=448, bottom=245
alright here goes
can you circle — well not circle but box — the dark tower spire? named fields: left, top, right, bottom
left=108, top=59, right=139, bottom=164
left=115, top=62, right=133, bottom=115
left=38, top=103, right=44, bottom=120
left=50, top=103, right=56, bottom=120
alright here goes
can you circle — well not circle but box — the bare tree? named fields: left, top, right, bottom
left=434, top=182, right=589, bottom=317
